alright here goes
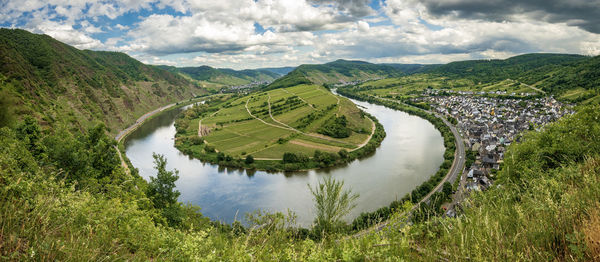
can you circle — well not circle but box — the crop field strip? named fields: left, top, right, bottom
left=194, top=85, right=375, bottom=159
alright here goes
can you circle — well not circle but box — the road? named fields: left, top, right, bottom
left=350, top=96, right=465, bottom=237
left=113, top=96, right=213, bottom=174
left=114, top=102, right=178, bottom=143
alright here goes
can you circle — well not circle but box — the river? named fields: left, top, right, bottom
left=124, top=98, right=445, bottom=227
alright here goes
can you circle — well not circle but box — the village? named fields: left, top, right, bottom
left=415, top=90, right=573, bottom=195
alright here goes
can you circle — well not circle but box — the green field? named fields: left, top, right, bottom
left=176, top=85, right=373, bottom=160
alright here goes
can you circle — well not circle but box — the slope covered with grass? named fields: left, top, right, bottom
left=159, top=65, right=282, bottom=87
left=0, top=28, right=203, bottom=134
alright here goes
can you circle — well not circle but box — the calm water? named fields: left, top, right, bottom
left=124, top=98, right=444, bottom=227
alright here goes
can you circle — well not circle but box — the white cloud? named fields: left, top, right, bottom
left=357, top=21, right=370, bottom=32
left=28, top=20, right=104, bottom=49
left=1, top=0, right=599, bottom=68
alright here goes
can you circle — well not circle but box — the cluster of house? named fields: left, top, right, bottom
left=332, top=78, right=384, bottom=87
left=426, top=89, right=538, bottom=97
left=416, top=93, right=573, bottom=192
left=229, top=80, right=272, bottom=90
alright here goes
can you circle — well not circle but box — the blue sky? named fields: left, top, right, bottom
left=2, top=0, right=599, bottom=69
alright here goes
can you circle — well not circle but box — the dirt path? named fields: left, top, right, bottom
left=507, top=78, right=546, bottom=94
left=114, top=146, right=130, bottom=175
left=282, top=89, right=315, bottom=109
left=349, top=117, right=375, bottom=152
left=267, top=94, right=297, bottom=130
left=245, top=98, right=296, bottom=131
left=289, top=140, right=343, bottom=151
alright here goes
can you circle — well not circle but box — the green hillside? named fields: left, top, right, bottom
left=0, top=28, right=204, bottom=134
left=286, top=59, right=405, bottom=86
left=159, top=65, right=282, bottom=87
left=355, top=53, right=600, bottom=103
left=518, top=55, right=600, bottom=102
left=424, top=53, right=587, bottom=83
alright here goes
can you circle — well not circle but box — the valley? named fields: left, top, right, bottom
left=1, top=27, right=599, bottom=261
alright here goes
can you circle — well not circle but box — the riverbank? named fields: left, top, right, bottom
left=115, top=96, right=214, bottom=144
left=114, top=95, right=214, bottom=175
left=337, top=88, right=464, bottom=232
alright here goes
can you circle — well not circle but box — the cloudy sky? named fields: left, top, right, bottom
left=2, top=0, right=599, bottom=69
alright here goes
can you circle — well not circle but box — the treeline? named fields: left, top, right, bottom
left=337, top=88, right=457, bottom=231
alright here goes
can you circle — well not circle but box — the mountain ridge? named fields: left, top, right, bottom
left=0, top=28, right=203, bottom=133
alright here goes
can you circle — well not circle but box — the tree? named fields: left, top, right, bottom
left=309, top=177, right=359, bottom=236
left=16, top=116, right=43, bottom=157
left=245, top=155, right=254, bottom=164
left=147, top=153, right=180, bottom=210
left=442, top=181, right=453, bottom=197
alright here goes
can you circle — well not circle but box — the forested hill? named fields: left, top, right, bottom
left=0, top=28, right=203, bottom=134
left=295, top=59, right=405, bottom=85
left=265, top=59, right=407, bottom=89
left=518, top=55, right=600, bottom=98
left=423, top=53, right=587, bottom=83
left=266, top=53, right=599, bottom=102
left=419, top=53, right=600, bottom=101
left=158, top=65, right=283, bottom=87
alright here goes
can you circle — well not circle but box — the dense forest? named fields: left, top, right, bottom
left=270, top=59, right=406, bottom=87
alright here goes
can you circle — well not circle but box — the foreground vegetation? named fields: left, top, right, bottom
left=174, top=84, right=384, bottom=171
left=2, top=98, right=598, bottom=260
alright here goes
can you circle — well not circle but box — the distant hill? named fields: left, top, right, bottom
left=0, top=28, right=203, bottom=133
left=259, top=66, right=296, bottom=76
left=423, top=53, right=588, bottom=83
left=295, top=59, right=405, bottom=85
left=517, top=55, right=600, bottom=95
left=159, top=65, right=282, bottom=87
left=266, top=59, right=406, bottom=89
left=382, top=63, right=437, bottom=74
left=417, top=53, right=599, bottom=102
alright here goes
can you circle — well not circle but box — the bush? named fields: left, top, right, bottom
left=318, top=115, right=351, bottom=138
left=245, top=155, right=254, bottom=164
left=282, top=152, right=309, bottom=163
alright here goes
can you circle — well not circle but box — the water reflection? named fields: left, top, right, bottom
left=124, top=99, right=445, bottom=226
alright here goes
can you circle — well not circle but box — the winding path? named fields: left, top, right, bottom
left=240, top=92, right=377, bottom=159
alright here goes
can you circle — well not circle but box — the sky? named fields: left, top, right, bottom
left=2, top=0, right=600, bottom=69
